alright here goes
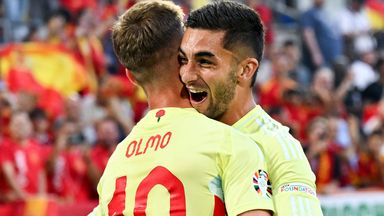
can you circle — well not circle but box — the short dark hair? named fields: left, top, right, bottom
left=186, top=0, right=264, bottom=86
left=112, top=0, right=184, bottom=84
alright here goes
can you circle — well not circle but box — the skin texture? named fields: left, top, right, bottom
left=179, top=30, right=238, bottom=119
left=179, top=28, right=259, bottom=125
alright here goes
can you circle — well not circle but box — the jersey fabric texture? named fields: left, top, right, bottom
left=91, top=108, right=273, bottom=216
left=233, top=105, right=323, bottom=216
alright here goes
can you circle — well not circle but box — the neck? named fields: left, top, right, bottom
left=218, top=89, right=256, bottom=125
left=145, top=79, right=191, bottom=110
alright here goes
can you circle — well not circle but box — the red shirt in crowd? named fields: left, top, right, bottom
left=90, top=145, right=113, bottom=174
left=308, top=145, right=342, bottom=193
left=46, top=147, right=91, bottom=201
left=0, top=138, right=44, bottom=195
left=353, top=151, right=382, bottom=187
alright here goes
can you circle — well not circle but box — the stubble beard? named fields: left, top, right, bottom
left=205, top=68, right=238, bottom=120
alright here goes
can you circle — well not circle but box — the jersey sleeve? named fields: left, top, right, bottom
left=274, top=183, right=323, bottom=216
left=265, top=134, right=323, bottom=216
left=221, top=130, right=274, bottom=216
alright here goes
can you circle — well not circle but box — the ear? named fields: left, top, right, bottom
left=237, top=58, right=259, bottom=86
left=125, top=69, right=139, bottom=86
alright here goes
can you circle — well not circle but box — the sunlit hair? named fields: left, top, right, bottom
left=112, top=0, right=184, bottom=84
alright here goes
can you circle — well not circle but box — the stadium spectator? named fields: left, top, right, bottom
left=338, top=0, right=372, bottom=61
left=35, top=9, right=72, bottom=45
left=258, top=51, right=297, bottom=111
left=29, top=108, right=53, bottom=146
left=84, top=117, right=120, bottom=194
left=279, top=87, right=310, bottom=141
left=73, top=8, right=107, bottom=79
left=0, top=112, right=46, bottom=202
left=350, top=35, right=378, bottom=91
left=55, top=95, right=95, bottom=144
left=0, top=96, right=12, bottom=138
left=300, top=0, right=343, bottom=72
left=304, top=117, right=344, bottom=194
left=2, top=0, right=30, bottom=41
left=282, top=39, right=311, bottom=88
left=45, top=119, right=90, bottom=202
left=353, top=129, right=384, bottom=187
left=363, top=57, right=384, bottom=104
left=310, top=67, right=335, bottom=115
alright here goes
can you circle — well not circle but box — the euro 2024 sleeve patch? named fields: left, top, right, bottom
left=253, top=170, right=272, bottom=198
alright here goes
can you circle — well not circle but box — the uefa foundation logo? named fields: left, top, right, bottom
left=253, top=170, right=272, bottom=198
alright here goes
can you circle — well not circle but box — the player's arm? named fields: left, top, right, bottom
left=273, top=183, right=323, bottom=216
left=272, top=161, right=323, bottom=216
left=271, top=135, right=323, bottom=216
left=221, top=130, right=274, bottom=216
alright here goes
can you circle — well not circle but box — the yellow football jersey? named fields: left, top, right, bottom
left=91, top=108, right=273, bottom=216
left=233, top=106, right=323, bottom=216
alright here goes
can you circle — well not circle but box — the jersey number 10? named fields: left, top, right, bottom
left=107, top=166, right=186, bottom=216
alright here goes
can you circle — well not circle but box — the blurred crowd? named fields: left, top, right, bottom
left=0, top=0, right=384, bottom=207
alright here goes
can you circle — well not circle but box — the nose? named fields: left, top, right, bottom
left=180, top=62, right=199, bottom=85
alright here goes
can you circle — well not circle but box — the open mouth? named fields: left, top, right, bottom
left=189, top=89, right=208, bottom=103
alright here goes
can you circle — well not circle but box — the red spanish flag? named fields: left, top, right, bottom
left=0, top=43, right=96, bottom=117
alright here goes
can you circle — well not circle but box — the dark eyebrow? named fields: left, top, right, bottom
left=195, top=51, right=215, bottom=58
left=178, top=48, right=215, bottom=59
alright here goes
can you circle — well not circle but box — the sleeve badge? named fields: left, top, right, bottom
left=253, top=170, right=272, bottom=198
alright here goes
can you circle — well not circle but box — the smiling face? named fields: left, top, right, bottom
left=179, top=29, right=240, bottom=119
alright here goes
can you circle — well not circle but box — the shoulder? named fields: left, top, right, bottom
left=186, top=112, right=257, bottom=150
left=225, top=128, right=264, bottom=159
left=243, top=111, right=305, bottom=159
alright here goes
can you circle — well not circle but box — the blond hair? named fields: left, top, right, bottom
left=112, top=0, right=184, bottom=84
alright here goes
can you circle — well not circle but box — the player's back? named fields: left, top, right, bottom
left=95, top=108, right=270, bottom=216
